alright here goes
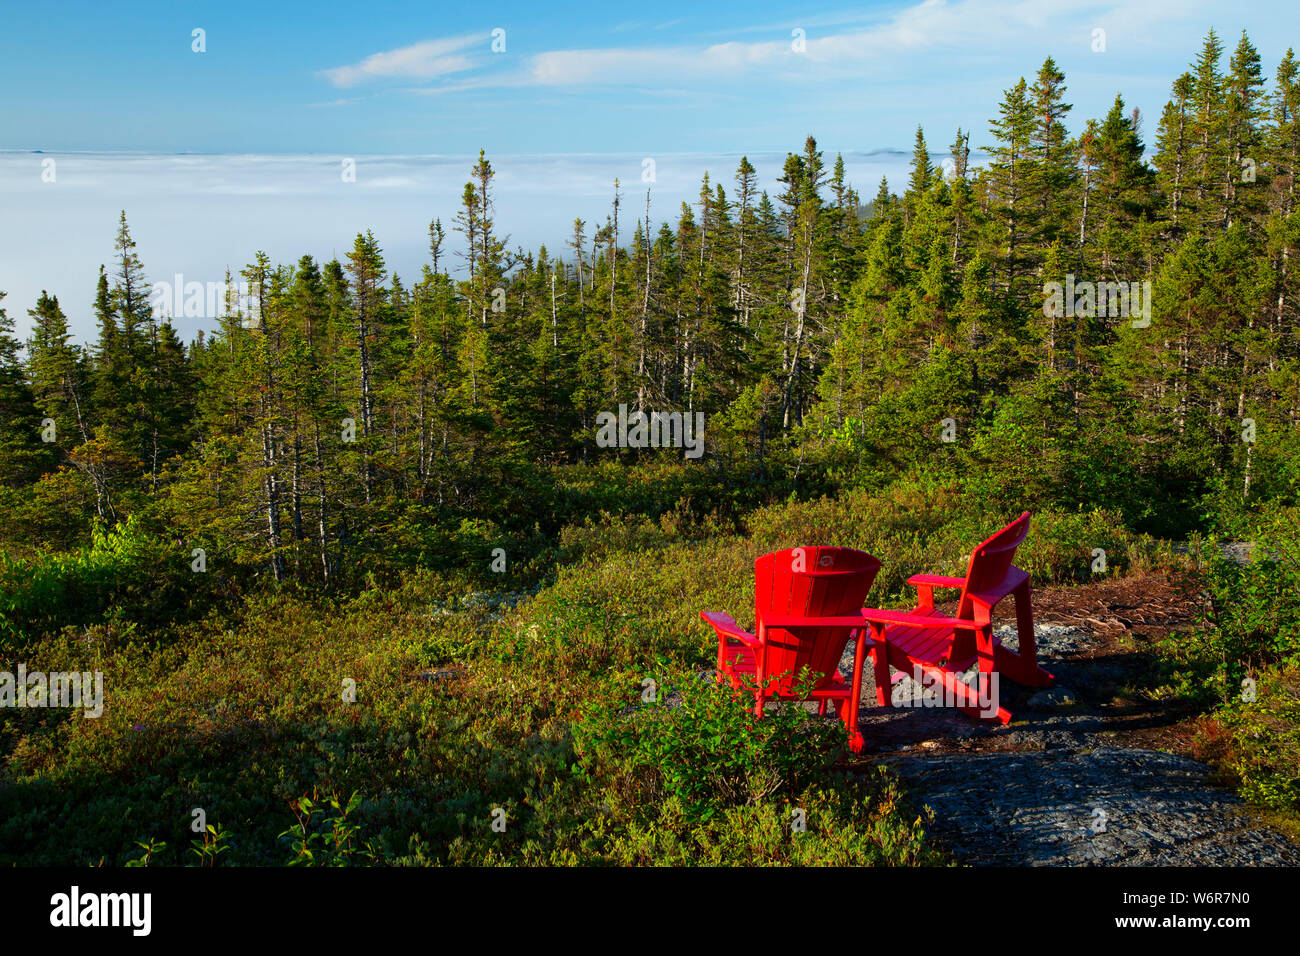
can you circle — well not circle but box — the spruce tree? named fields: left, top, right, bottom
left=27, top=290, right=91, bottom=451
left=0, top=291, right=49, bottom=487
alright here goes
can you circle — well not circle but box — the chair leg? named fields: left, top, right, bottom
left=846, top=631, right=867, bottom=752
left=844, top=690, right=864, bottom=753
left=845, top=704, right=864, bottom=753
left=975, top=624, right=997, bottom=708
left=872, top=643, right=892, bottom=707
left=993, top=582, right=1054, bottom=687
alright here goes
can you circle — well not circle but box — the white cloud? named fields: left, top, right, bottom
left=308, top=97, right=363, bottom=109
left=518, top=0, right=1212, bottom=88
left=321, top=35, right=484, bottom=88
left=325, top=0, right=1216, bottom=99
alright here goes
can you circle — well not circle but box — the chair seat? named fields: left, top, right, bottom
left=863, top=513, right=1052, bottom=726
left=884, top=607, right=1002, bottom=671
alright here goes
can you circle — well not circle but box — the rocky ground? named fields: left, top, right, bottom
left=839, top=571, right=1300, bottom=866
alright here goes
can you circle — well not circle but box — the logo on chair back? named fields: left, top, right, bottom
left=818, top=554, right=833, bottom=568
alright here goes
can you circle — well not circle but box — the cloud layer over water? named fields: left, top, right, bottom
left=1, top=149, right=928, bottom=343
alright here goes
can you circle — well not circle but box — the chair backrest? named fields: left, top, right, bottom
left=755, top=546, right=880, bottom=694
left=957, top=511, right=1031, bottom=622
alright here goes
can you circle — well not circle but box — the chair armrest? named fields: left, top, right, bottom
left=700, top=611, right=760, bottom=646
left=861, top=608, right=978, bottom=630
left=907, top=574, right=966, bottom=590
left=761, top=610, right=876, bottom=632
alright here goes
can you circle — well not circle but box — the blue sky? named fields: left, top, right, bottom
left=6, top=0, right=1295, bottom=155
left=2, top=1, right=1297, bottom=342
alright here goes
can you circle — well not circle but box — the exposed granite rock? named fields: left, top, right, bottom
left=879, top=747, right=1300, bottom=866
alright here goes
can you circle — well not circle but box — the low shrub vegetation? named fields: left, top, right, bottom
left=0, top=496, right=951, bottom=866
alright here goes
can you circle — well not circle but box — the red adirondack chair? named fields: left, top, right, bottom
left=700, top=546, right=881, bottom=752
left=864, top=512, right=1053, bottom=724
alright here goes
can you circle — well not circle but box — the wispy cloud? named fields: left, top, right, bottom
left=320, top=34, right=485, bottom=88
left=526, top=1, right=1039, bottom=87
left=308, top=96, right=363, bottom=108
left=408, top=0, right=1214, bottom=92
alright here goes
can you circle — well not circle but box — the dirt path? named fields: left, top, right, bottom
left=845, top=571, right=1300, bottom=866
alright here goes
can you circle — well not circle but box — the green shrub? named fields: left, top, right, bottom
left=566, top=668, right=941, bottom=865
left=1190, top=520, right=1300, bottom=703
left=1155, top=513, right=1300, bottom=815
left=0, top=516, right=226, bottom=648
left=1216, top=668, right=1300, bottom=811
left=582, top=779, right=941, bottom=866
left=573, top=669, right=845, bottom=821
